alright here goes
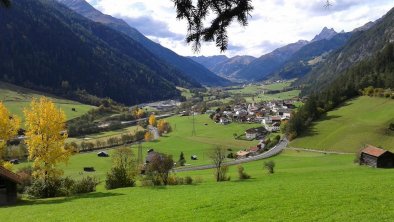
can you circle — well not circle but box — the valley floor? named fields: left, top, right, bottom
left=2, top=150, right=394, bottom=222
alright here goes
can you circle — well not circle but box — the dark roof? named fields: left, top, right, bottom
left=245, top=127, right=266, bottom=134
left=0, top=166, right=22, bottom=184
left=361, top=145, right=390, bottom=157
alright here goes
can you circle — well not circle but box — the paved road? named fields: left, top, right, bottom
left=174, top=139, right=288, bottom=173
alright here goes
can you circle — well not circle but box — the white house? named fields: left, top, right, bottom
left=245, top=128, right=257, bottom=140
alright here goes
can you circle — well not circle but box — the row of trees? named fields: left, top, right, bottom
left=78, top=131, right=146, bottom=152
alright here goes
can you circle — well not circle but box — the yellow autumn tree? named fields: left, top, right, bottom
left=148, top=114, right=157, bottom=126
left=0, top=102, right=20, bottom=165
left=157, top=119, right=170, bottom=135
left=144, top=131, right=153, bottom=142
left=24, top=97, right=71, bottom=180
left=136, top=109, right=145, bottom=119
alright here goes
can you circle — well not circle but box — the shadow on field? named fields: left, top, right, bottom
left=10, top=192, right=123, bottom=207
left=295, top=114, right=342, bottom=139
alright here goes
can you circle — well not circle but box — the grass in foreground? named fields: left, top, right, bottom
left=4, top=150, right=394, bottom=222
left=291, top=96, right=394, bottom=152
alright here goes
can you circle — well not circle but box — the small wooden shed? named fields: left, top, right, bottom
left=0, top=166, right=21, bottom=206
left=360, top=145, right=394, bottom=168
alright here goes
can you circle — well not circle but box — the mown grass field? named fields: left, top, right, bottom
left=291, top=96, right=394, bottom=152
left=4, top=150, right=394, bottom=222
left=0, top=81, right=94, bottom=121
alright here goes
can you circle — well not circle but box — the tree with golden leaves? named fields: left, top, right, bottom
left=136, top=109, right=145, bottom=119
left=148, top=114, right=157, bottom=126
left=0, top=102, right=20, bottom=165
left=157, top=119, right=171, bottom=135
left=24, top=97, right=71, bottom=180
left=144, top=131, right=154, bottom=142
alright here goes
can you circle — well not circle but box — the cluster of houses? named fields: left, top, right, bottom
left=209, top=100, right=296, bottom=133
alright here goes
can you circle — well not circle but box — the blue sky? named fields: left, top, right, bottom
left=87, top=0, right=394, bottom=57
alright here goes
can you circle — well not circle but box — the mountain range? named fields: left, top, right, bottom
left=191, top=25, right=366, bottom=82
left=189, top=55, right=256, bottom=81
left=0, top=0, right=205, bottom=105
left=57, top=0, right=230, bottom=87
left=297, top=8, right=394, bottom=92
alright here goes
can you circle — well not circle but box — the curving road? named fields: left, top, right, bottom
left=174, top=139, right=288, bottom=173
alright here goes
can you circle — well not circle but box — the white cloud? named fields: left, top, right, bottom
left=87, top=0, right=394, bottom=57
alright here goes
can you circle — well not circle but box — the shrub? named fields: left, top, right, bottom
left=72, top=176, right=99, bottom=194
left=389, top=123, right=394, bottom=131
left=105, top=167, right=135, bottom=190
left=237, top=165, right=251, bottom=180
left=16, top=166, right=33, bottom=193
left=264, top=161, right=276, bottom=174
left=185, top=176, right=193, bottom=185
left=178, top=152, right=186, bottom=166
left=26, top=177, right=74, bottom=198
left=214, top=165, right=230, bottom=182
left=145, top=153, right=174, bottom=185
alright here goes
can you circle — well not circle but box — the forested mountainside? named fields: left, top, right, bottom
left=267, top=32, right=352, bottom=80
left=234, top=40, right=309, bottom=81
left=297, top=7, right=394, bottom=92
left=0, top=0, right=202, bottom=105
left=58, top=0, right=231, bottom=86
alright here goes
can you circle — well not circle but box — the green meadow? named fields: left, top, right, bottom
left=291, top=96, right=394, bottom=152
left=4, top=150, right=394, bottom=222
left=0, top=81, right=94, bottom=121
left=131, top=115, right=263, bottom=165
left=15, top=114, right=264, bottom=180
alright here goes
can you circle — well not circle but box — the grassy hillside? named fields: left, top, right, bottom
left=0, top=82, right=94, bottom=121
left=291, top=96, right=394, bottom=152
left=4, top=150, right=394, bottom=221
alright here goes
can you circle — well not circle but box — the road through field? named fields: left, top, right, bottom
left=174, top=139, right=288, bottom=172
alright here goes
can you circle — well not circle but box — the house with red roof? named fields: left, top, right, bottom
left=360, top=145, right=394, bottom=168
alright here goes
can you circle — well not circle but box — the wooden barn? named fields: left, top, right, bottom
left=360, top=145, right=394, bottom=168
left=0, top=166, right=21, bottom=206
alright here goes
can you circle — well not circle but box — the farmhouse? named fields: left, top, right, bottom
left=245, top=127, right=267, bottom=140
left=236, top=150, right=251, bottom=159
left=360, top=145, right=394, bottom=168
left=0, top=166, right=21, bottom=206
